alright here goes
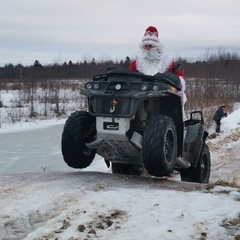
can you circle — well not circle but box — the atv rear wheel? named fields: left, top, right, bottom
left=180, top=143, right=211, bottom=183
left=143, top=115, right=177, bottom=177
left=112, top=163, right=144, bottom=175
left=61, top=111, right=96, bottom=168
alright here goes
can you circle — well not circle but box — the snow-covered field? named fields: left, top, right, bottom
left=0, top=91, right=240, bottom=239
left=0, top=82, right=87, bottom=128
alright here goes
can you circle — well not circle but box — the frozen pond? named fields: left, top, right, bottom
left=0, top=124, right=107, bottom=175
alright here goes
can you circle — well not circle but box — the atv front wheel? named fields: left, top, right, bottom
left=180, top=143, right=211, bottom=183
left=61, top=111, right=96, bottom=168
left=143, top=115, right=177, bottom=177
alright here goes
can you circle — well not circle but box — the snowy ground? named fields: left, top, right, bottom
left=0, top=108, right=240, bottom=239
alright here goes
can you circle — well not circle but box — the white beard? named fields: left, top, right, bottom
left=137, top=58, right=161, bottom=75
left=136, top=46, right=163, bottom=75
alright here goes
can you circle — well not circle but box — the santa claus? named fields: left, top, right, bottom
left=128, top=26, right=187, bottom=106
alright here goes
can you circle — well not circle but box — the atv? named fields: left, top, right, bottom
left=61, top=67, right=211, bottom=183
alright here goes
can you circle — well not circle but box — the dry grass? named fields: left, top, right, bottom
left=221, top=214, right=240, bottom=239
left=205, top=178, right=240, bottom=191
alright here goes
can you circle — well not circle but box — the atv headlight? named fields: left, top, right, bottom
left=85, top=82, right=92, bottom=89
left=93, top=83, right=100, bottom=90
left=152, top=85, right=159, bottom=91
left=115, top=84, right=121, bottom=90
left=140, top=84, right=148, bottom=91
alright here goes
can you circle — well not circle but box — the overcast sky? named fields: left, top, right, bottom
left=0, top=0, right=239, bottom=66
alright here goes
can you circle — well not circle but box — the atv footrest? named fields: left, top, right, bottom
left=175, top=157, right=191, bottom=169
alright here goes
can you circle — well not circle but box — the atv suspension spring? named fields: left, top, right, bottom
left=138, top=101, right=147, bottom=122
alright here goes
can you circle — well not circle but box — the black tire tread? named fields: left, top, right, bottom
left=112, top=163, right=144, bottom=175
left=180, top=143, right=211, bottom=183
left=61, top=111, right=96, bottom=168
left=143, top=115, right=177, bottom=177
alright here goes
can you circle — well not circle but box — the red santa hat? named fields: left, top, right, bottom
left=141, top=26, right=159, bottom=46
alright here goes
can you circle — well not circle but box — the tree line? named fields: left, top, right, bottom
left=0, top=52, right=239, bottom=81
left=0, top=58, right=131, bottom=80
left=0, top=50, right=239, bottom=81
left=0, top=48, right=240, bottom=127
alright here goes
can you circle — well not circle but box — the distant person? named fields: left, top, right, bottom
left=128, top=25, right=187, bottom=106
left=213, top=105, right=227, bottom=133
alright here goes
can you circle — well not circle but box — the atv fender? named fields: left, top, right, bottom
left=183, top=124, right=205, bottom=168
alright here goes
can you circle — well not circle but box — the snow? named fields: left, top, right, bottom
left=0, top=118, right=66, bottom=134
left=0, top=105, right=240, bottom=239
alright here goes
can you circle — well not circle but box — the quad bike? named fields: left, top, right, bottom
left=61, top=67, right=211, bottom=183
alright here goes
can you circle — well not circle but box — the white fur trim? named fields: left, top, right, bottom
left=179, top=76, right=186, bottom=92
left=179, top=76, right=187, bottom=105
left=178, top=90, right=187, bottom=106
left=142, top=34, right=159, bottom=46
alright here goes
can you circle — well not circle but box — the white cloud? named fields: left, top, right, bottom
left=0, top=0, right=240, bottom=65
